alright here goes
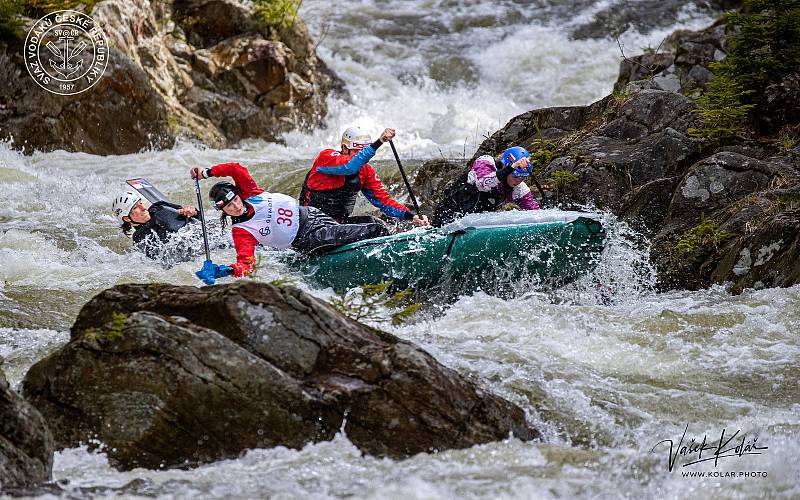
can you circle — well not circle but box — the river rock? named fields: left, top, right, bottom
left=0, top=40, right=172, bottom=155
left=669, top=152, right=772, bottom=215
left=0, top=0, right=342, bottom=154
left=21, top=283, right=537, bottom=470
left=0, top=364, right=54, bottom=488
left=714, top=208, right=800, bottom=293
left=614, top=20, right=729, bottom=95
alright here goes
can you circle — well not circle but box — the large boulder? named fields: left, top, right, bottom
left=0, top=363, right=54, bottom=489
left=0, top=40, right=172, bottom=155
left=22, top=283, right=537, bottom=470
left=0, top=0, right=342, bottom=154
left=418, top=84, right=703, bottom=217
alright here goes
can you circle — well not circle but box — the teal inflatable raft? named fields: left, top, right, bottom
left=292, top=210, right=606, bottom=295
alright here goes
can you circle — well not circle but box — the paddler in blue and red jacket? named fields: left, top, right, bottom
left=299, top=126, right=430, bottom=227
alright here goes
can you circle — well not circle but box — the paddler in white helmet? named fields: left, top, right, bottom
left=111, top=191, right=199, bottom=260
left=298, top=125, right=430, bottom=227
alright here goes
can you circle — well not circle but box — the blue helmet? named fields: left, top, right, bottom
left=500, top=146, right=532, bottom=177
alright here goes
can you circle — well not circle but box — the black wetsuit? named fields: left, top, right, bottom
left=432, top=166, right=516, bottom=227
left=290, top=206, right=389, bottom=257
left=132, top=201, right=197, bottom=260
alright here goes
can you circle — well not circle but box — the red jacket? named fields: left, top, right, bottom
left=209, top=163, right=263, bottom=277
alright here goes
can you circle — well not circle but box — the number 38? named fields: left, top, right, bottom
left=277, top=207, right=293, bottom=226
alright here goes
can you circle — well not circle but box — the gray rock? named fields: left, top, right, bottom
left=22, top=283, right=538, bottom=470
left=714, top=209, right=800, bottom=293
left=0, top=0, right=343, bottom=154
left=171, top=0, right=258, bottom=48
left=614, top=53, right=675, bottom=92
left=614, top=20, right=730, bottom=95
left=0, top=41, right=172, bottom=155
left=669, top=152, right=772, bottom=215
left=1, top=366, right=54, bottom=488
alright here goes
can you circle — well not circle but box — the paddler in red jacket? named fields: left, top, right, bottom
left=190, top=163, right=388, bottom=277
left=299, top=125, right=429, bottom=227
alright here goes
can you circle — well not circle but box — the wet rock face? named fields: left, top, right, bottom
left=22, top=283, right=538, bottom=470
left=669, top=152, right=772, bottom=215
left=614, top=21, right=729, bottom=95
left=0, top=0, right=342, bottom=154
left=0, top=365, right=54, bottom=488
left=714, top=209, right=800, bottom=292
left=0, top=41, right=172, bottom=155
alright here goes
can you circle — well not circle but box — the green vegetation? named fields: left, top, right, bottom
left=83, top=312, right=129, bottom=342
left=0, top=0, right=23, bottom=39
left=778, top=128, right=799, bottom=150
left=269, top=276, right=297, bottom=287
left=528, top=138, right=556, bottom=173
left=253, top=0, right=301, bottom=30
left=549, top=170, right=579, bottom=190
left=688, top=67, right=756, bottom=139
left=690, top=0, right=800, bottom=139
left=331, top=282, right=422, bottom=326
left=675, top=215, right=736, bottom=255
left=106, top=312, right=128, bottom=340
left=547, top=170, right=579, bottom=204
left=605, top=86, right=633, bottom=117
left=1, top=0, right=98, bottom=40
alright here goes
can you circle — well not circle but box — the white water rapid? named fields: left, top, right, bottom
left=1, top=1, right=798, bottom=498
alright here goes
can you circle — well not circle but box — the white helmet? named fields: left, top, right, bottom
left=112, top=191, right=143, bottom=221
left=341, top=125, right=371, bottom=151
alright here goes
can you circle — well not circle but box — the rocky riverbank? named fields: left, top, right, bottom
left=414, top=15, right=799, bottom=293
left=0, top=363, right=53, bottom=489
left=16, top=282, right=537, bottom=473
left=0, top=0, right=341, bottom=155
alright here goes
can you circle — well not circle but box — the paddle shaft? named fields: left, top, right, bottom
left=528, top=173, right=548, bottom=208
left=388, top=140, right=421, bottom=214
left=194, top=178, right=211, bottom=262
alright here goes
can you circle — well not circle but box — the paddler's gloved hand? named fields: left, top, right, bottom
left=178, top=206, right=198, bottom=217
left=496, top=165, right=515, bottom=182
left=213, top=264, right=233, bottom=278
left=190, top=167, right=213, bottom=180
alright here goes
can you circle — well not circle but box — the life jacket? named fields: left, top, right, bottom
left=433, top=172, right=508, bottom=227
left=232, top=193, right=300, bottom=250
left=299, top=170, right=361, bottom=222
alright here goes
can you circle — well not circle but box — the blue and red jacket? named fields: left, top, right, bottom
left=299, top=141, right=413, bottom=222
